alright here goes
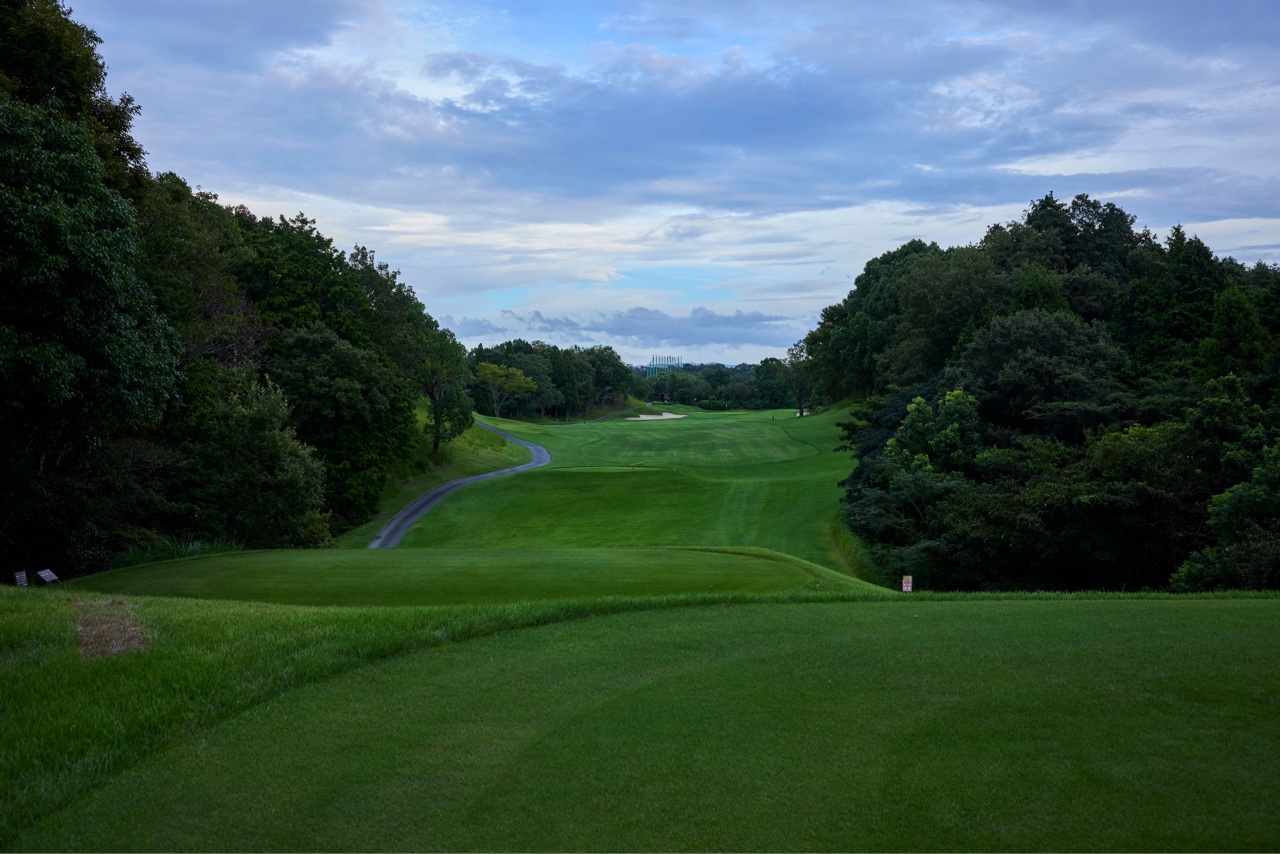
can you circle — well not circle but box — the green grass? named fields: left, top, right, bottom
left=14, top=596, right=1279, bottom=852
left=400, top=408, right=854, bottom=572
left=11, top=406, right=1278, bottom=851
left=71, top=405, right=877, bottom=607
left=333, top=421, right=529, bottom=549
left=70, top=547, right=827, bottom=606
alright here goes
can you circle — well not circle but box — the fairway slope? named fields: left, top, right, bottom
left=401, top=408, right=857, bottom=573
left=69, top=546, right=852, bottom=606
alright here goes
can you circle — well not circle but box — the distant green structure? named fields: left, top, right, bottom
left=646, top=355, right=682, bottom=378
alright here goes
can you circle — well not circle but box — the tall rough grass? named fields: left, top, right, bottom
left=108, top=535, right=243, bottom=569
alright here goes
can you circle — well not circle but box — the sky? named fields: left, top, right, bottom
left=72, top=0, right=1280, bottom=364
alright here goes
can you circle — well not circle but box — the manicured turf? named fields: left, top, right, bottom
left=70, top=547, right=821, bottom=606
left=72, top=405, right=876, bottom=607
left=18, top=598, right=1280, bottom=852
left=17, top=406, right=1275, bottom=852
left=399, top=407, right=853, bottom=571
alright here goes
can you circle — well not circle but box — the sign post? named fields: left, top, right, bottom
left=902, top=575, right=913, bottom=592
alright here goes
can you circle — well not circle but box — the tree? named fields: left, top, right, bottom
left=581, top=345, right=632, bottom=404
left=784, top=342, right=814, bottom=415
left=167, top=369, right=329, bottom=548
left=420, top=328, right=473, bottom=453
left=1199, top=286, right=1271, bottom=379
left=753, top=358, right=790, bottom=408
left=474, top=362, right=536, bottom=419
left=1172, top=443, right=1280, bottom=591
left=0, top=0, right=147, bottom=197
left=133, top=172, right=267, bottom=367
left=878, top=247, right=1009, bottom=385
left=508, top=352, right=561, bottom=416
left=1010, top=264, right=1069, bottom=314
left=947, top=309, right=1130, bottom=443
left=266, top=323, right=416, bottom=529
left=833, top=239, right=939, bottom=393
left=1, top=99, right=178, bottom=571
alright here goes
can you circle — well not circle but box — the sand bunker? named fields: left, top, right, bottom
left=626, top=412, right=687, bottom=421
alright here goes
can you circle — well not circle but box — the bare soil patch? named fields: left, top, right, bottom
left=75, top=599, right=147, bottom=658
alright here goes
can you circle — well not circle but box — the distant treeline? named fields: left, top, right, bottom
left=800, top=194, right=1280, bottom=592
left=463, top=344, right=814, bottom=418
left=1, top=1, right=475, bottom=574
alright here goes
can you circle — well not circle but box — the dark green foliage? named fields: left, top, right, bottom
left=753, top=358, right=791, bottom=408
left=421, top=327, right=473, bottom=454
left=784, top=342, right=814, bottom=415
left=469, top=340, right=634, bottom=419
left=0, top=100, right=177, bottom=440
left=1123, top=225, right=1227, bottom=373
left=0, top=0, right=146, bottom=196
left=0, top=0, right=469, bottom=573
left=831, top=195, right=1280, bottom=591
left=1172, top=444, right=1280, bottom=591
left=1199, top=286, right=1270, bottom=379
left=806, top=239, right=938, bottom=396
left=232, top=211, right=369, bottom=341
left=165, top=367, right=329, bottom=548
left=1010, top=264, right=1069, bottom=313
left=133, top=172, right=266, bottom=366
left=947, top=310, right=1130, bottom=443
left=878, top=247, right=1008, bottom=385
left=1062, top=265, right=1122, bottom=322
left=266, top=323, right=417, bottom=530
left=0, top=99, right=178, bottom=573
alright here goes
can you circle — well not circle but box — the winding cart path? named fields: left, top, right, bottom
left=368, top=424, right=551, bottom=549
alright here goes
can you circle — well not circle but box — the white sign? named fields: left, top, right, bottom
left=902, top=575, right=913, bottom=592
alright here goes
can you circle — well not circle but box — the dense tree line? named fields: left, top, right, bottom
left=467, top=339, right=636, bottom=419
left=1, top=0, right=471, bottom=576
left=641, top=353, right=815, bottom=413
left=804, top=194, right=1280, bottom=591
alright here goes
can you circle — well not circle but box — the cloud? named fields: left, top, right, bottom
left=497, top=306, right=804, bottom=350
left=437, top=314, right=510, bottom=338
left=68, top=0, right=1280, bottom=362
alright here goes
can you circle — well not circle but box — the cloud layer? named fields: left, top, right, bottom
left=74, top=0, right=1280, bottom=362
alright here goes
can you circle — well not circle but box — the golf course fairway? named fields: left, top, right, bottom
left=74, top=406, right=873, bottom=605
left=9, top=406, right=1278, bottom=851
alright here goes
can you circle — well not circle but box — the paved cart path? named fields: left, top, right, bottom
left=368, top=424, right=551, bottom=549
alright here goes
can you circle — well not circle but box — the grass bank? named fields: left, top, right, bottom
left=333, top=421, right=528, bottom=549
left=68, top=546, right=841, bottom=606
left=11, top=592, right=1279, bottom=851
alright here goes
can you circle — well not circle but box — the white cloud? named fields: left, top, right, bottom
left=69, top=0, right=1280, bottom=362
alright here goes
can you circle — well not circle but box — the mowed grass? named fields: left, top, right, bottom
left=400, top=407, right=853, bottom=571
left=74, top=405, right=873, bottom=607
left=15, top=407, right=1276, bottom=851
left=70, top=547, right=820, bottom=606
left=16, top=597, right=1280, bottom=852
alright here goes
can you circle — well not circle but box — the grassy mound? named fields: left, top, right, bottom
left=14, top=596, right=1280, bottom=851
left=69, top=547, right=830, bottom=606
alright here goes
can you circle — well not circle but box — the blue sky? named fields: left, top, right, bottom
left=73, top=0, right=1280, bottom=363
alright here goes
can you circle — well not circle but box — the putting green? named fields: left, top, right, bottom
left=20, top=599, right=1280, bottom=851
left=69, top=548, right=819, bottom=607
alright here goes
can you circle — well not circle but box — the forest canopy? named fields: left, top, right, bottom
left=803, top=194, right=1280, bottom=592
left=0, top=0, right=473, bottom=573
